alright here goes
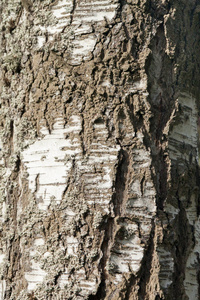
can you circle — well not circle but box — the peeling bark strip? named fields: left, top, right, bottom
left=1, top=0, right=200, bottom=299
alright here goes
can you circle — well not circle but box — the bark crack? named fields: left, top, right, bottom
left=70, top=0, right=77, bottom=25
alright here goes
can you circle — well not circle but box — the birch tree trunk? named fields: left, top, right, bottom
left=0, top=0, right=200, bottom=299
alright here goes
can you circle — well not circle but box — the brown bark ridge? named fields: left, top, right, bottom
left=0, top=0, right=200, bottom=299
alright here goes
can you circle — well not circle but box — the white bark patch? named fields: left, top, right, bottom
left=110, top=139, right=156, bottom=282
left=186, top=193, right=197, bottom=225
left=70, top=0, right=118, bottom=64
left=25, top=252, right=47, bottom=291
left=71, top=36, right=97, bottom=62
left=157, top=248, right=174, bottom=289
left=58, top=268, right=69, bottom=289
left=34, top=238, right=45, bottom=247
left=38, top=0, right=73, bottom=42
left=168, top=93, right=200, bottom=298
left=66, top=236, right=78, bottom=256
left=37, top=0, right=118, bottom=64
left=0, top=280, right=6, bottom=300
left=164, top=203, right=180, bottom=220
left=37, top=36, right=46, bottom=48
left=110, top=223, right=144, bottom=274
left=58, top=266, right=99, bottom=297
left=169, top=93, right=198, bottom=162
left=24, top=238, right=47, bottom=291
left=77, top=268, right=98, bottom=297
left=79, top=121, right=120, bottom=214
left=22, top=115, right=119, bottom=214
left=21, top=115, right=120, bottom=294
left=52, top=0, right=73, bottom=21
left=127, top=79, right=147, bottom=94
left=22, top=116, right=82, bottom=210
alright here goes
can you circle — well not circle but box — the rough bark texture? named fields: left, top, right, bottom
left=0, top=0, right=200, bottom=299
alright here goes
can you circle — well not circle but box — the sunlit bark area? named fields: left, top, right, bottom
left=0, top=0, right=200, bottom=299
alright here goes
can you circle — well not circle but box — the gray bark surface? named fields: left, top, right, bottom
left=0, top=0, right=200, bottom=299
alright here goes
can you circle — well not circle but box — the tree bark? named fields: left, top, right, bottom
left=0, top=0, right=200, bottom=299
